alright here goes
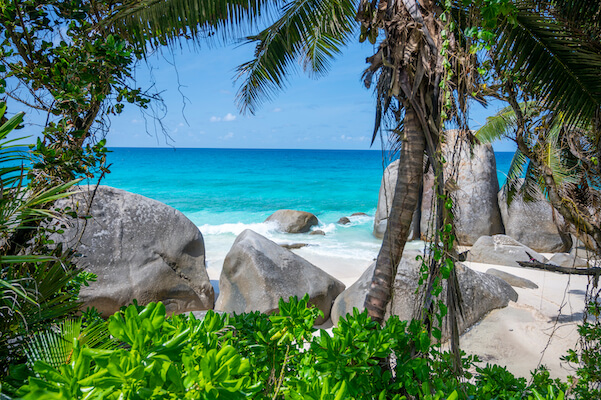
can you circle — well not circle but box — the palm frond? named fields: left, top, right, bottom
left=475, top=105, right=516, bottom=143
left=104, top=0, right=283, bottom=50
left=522, top=161, right=544, bottom=202
left=495, top=1, right=601, bottom=125
left=25, top=318, right=116, bottom=369
left=235, top=0, right=357, bottom=113
left=503, top=148, right=528, bottom=206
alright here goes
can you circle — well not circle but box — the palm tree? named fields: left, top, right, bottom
left=477, top=103, right=601, bottom=251
left=482, top=0, right=601, bottom=251
left=108, top=0, right=484, bottom=328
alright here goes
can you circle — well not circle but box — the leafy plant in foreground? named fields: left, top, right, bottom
left=0, top=106, right=84, bottom=375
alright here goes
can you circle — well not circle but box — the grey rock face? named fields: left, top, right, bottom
left=330, top=262, right=375, bottom=325
left=280, top=243, right=309, bottom=250
left=549, top=253, right=589, bottom=268
left=215, top=230, right=345, bottom=323
left=498, top=183, right=570, bottom=252
left=331, top=251, right=517, bottom=334
left=55, top=186, right=214, bottom=317
left=485, top=268, right=539, bottom=289
left=338, top=217, right=351, bottom=225
left=466, top=235, right=548, bottom=268
left=378, top=131, right=504, bottom=245
left=265, top=210, right=318, bottom=233
left=373, top=160, right=417, bottom=239
left=374, top=160, right=399, bottom=239
left=437, top=130, right=504, bottom=245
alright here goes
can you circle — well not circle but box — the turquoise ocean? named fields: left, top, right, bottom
left=101, top=148, right=513, bottom=278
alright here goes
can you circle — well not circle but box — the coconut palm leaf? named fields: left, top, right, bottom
left=104, top=0, right=282, bottom=50
left=502, top=148, right=528, bottom=206
left=24, top=318, right=116, bottom=369
left=236, top=0, right=357, bottom=113
left=475, top=105, right=517, bottom=144
left=475, top=102, right=539, bottom=144
left=494, top=0, right=601, bottom=125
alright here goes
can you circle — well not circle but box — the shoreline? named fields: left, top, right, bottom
left=202, top=218, right=588, bottom=381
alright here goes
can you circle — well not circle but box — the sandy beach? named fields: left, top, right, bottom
left=259, top=242, right=591, bottom=381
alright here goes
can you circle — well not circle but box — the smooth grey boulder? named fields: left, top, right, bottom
left=466, top=235, right=548, bottom=268
left=374, top=160, right=399, bottom=239
left=280, top=243, right=309, bottom=250
left=549, top=253, right=589, bottom=268
left=498, top=183, right=570, bottom=252
left=330, top=262, right=375, bottom=325
left=389, top=254, right=517, bottom=335
left=424, top=130, right=504, bottom=245
left=338, top=217, right=351, bottom=225
left=331, top=251, right=518, bottom=335
left=54, top=186, right=214, bottom=317
left=265, top=210, right=318, bottom=233
left=310, top=230, right=326, bottom=236
left=485, top=268, right=538, bottom=289
left=215, top=230, right=345, bottom=323
left=373, top=160, right=418, bottom=239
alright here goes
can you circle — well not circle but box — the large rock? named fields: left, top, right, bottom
left=54, top=186, right=214, bottom=317
left=265, top=210, right=318, bottom=233
left=549, top=253, right=589, bottom=269
left=331, top=251, right=517, bottom=334
left=485, top=268, right=538, bottom=289
left=421, top=130, right=504, bottom=245
left=466, top=235, right=548, bottom=268
left=374, top=159, right=399, bottom=239
left=215, top=230, right=345, bottom=323
left=498, top=182, right=570, bottom=252
left=373, top=160, right=418, bottom=239
left=380, top=131, right=504, bottom=244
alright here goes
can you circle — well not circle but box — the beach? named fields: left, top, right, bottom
left=97, top=147, right=589, bottom=381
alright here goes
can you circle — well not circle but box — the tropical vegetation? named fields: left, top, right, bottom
left=0, top=0, right=600, bottom=398
left=0, top=297, right=574, bottom=399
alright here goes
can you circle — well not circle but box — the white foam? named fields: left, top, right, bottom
left=199, top=221, right=279, bottom=237
left=316, top=223, right=338, bottom=234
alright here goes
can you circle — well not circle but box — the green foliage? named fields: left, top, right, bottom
left=562, top=300, right=601, bottom=399
left=0, top=0, right=156, bottom=185
left=3, top=296, right=580, bottom=400
left=0, top=106, right=85, bottom=375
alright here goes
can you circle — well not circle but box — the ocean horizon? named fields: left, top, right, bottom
left=98, top=147, right=514, bottom=277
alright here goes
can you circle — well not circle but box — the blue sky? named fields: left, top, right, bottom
left=14, top=38, right=517, bottom=151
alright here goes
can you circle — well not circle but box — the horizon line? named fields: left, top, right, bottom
left=106, top=146, right=517, bottom=152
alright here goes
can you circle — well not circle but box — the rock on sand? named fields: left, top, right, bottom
left=54, top=185, right=214, bottom=317
left=215, top=230, right=345, bottom=324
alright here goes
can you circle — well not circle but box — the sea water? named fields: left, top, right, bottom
left=101, top=148, right=513, bottom=278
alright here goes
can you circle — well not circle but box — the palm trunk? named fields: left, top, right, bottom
left=364, top=105, right=426, bottom=323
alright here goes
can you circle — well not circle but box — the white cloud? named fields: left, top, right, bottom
left=272, top=107, right=282, bottom=112
left=220, top=132, right=234, bottom=140
left=223, top=113, right=236, bottom=122
left=210, top=113, right=237, bottom=122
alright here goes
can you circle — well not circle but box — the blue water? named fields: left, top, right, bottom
left=98, top=148, right=514, bottom=278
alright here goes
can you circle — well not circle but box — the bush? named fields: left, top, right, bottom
left=2, top=295, right=577, bottom=400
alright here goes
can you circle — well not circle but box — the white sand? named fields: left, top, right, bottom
left=209, top=239, right=591, bottom=381
left=298, top=250, right=590, bottom=381
left=460, top=261, right=588, bottom=380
